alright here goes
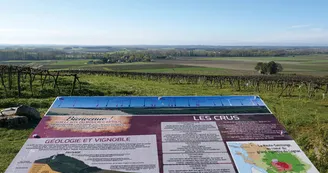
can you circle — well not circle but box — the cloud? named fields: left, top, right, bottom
left=290, top=24, right=311, bottom=28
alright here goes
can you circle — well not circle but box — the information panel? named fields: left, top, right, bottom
left=6, top=96, right=319, bottom=173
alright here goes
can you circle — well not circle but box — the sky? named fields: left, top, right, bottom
left=1, top=0, right=328, bottom=46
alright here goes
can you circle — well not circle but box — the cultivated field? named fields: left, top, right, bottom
left=1, top=54, right=327, bottom=76
left=167, top=55, right=328, bottom=76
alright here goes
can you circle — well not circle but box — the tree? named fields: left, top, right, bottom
left=267, top=61, right=278, bottom=74
left=255, top=62, right=267, bottom=74
left=143, top=55, right=151, bottom=62
left=255, top=61, right=283, bottom=75
left=102, top=58, right=108, bottom=64
left=277, top=63, right=283, bottom=73
left=255, top=62, right=264, bottom=71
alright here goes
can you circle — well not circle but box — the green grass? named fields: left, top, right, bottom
left=0, top=75, right=328, bottom=172
left=0, top=127, right=36, bottom=172
left=0, top=98, right=53, bottom=172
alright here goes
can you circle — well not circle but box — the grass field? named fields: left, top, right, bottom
left=0, top=75, right=328, bottom=172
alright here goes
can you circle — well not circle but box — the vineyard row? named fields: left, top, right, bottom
left=58, top=69, right=328, bottom=98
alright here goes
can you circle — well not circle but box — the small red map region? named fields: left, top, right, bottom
left=271, top=159, right=292, bottom=171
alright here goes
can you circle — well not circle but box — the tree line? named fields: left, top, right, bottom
left=0, top=50, right=106, bottom=60
left=101, top=53, right=152, bottom=63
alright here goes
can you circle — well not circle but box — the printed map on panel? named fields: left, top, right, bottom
left=227, top=140, right=318, bottom=173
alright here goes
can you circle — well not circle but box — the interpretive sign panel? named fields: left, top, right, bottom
left=6, top=96, right=319, bottom=173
